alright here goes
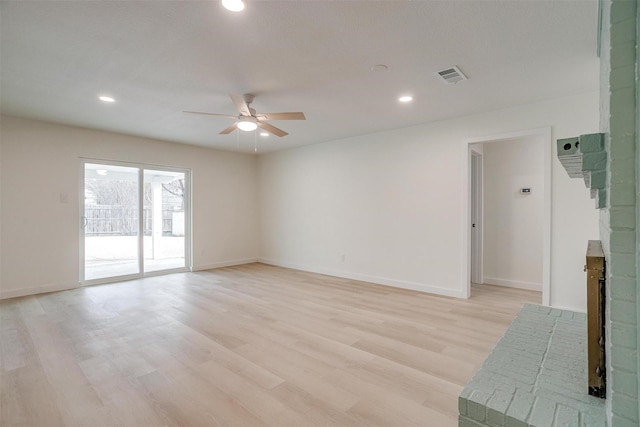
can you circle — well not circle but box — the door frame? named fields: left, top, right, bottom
left=460, top=127, right=551, bottom=305
left=79, top=158, right=192, bottom=285
left=470, top=150, right=483, bottom=285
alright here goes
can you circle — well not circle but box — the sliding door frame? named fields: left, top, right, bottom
left=79, top=158, right=192, bottom=286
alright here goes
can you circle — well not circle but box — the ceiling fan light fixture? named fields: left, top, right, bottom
left=222, top=0, right=246, bottom=12
left=237, top=117, right=258, bottom=131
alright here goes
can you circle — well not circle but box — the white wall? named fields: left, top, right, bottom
left=482, top=137, right=544, bottom=291
left=0, top=116, right=259, bottom=299
left=0, top=92, right=602, bottom=310
left=259, top=91, right=601, bottom=311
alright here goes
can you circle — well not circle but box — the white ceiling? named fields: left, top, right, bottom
left=1, top=0, right=599, bottom=153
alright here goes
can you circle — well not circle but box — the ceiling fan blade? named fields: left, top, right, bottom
left=183, top=111, right=237, bottom=119
left=258, top=121, right=288, bottom=137
left=219, top=123, right=238, bottom=135
left=258, top=112, right=306, bottom=121
left=230, top=94, right=251, bottom=116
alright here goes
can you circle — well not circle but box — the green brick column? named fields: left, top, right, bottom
left=637, top=1, right=640, bottom=423
left=599, top=1, right=639, bottom=426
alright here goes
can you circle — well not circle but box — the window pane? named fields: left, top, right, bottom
left=143, top=169, right=186, bottom=273
left=84, top=163, right=140, bottom=280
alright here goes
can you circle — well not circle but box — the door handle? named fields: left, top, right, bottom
left=81, top=216, right=88, bottom=230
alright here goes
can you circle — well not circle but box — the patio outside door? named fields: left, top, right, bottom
left=82, top=161, right=189, bottom=283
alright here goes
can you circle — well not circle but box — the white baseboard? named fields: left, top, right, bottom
left=0, top=281, right=79, bottom=300
left=0, top=258, right=258, bottom=300
left=258, top=258, right=466, bottom=298
left=193, top=257, right=259, bottom=272
left=483, top=277, right=542, bottom=291
left=0, top=257, right=463, bottom=300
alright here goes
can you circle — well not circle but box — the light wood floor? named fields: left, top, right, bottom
left=1, top=263, right=540, bottom=427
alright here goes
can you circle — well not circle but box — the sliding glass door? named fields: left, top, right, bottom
left=143, top=169, right=187, bottom=273
left=82, top=161, right=189, bottom=283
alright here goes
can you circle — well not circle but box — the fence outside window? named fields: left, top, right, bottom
left=84, top=206, right=184, bottom=236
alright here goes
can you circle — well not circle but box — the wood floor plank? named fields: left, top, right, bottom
left=0, top=263, right=540, bottom=426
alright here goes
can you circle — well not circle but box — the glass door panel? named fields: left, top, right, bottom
left=143, top=169, right=186, bottom=273
left=83, top=163, right=140, bottom=281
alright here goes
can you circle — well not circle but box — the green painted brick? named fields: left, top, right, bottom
left=610, top=253, right=638, bottom=276
left=579, top=133, right=605, bottom=152
left=611, top=40, right=637, bottom=69
left=505, top=389, right=534, bottom=423
left=610, top=230, right=636, bottom=253
left=610, top=88, right=637, bottom=115
left=549, top=308, right=562, bottom=317
left=528, top=396, right=556, bottom=427
left=611, top=299, right=639, bottom=324
left=610, top=15, right=638, bottom=44
left=611, top=347, right=638, bottom=372
left=555, top=404, right=580, bottom=426
left=459, top=396, right=468, bottom=416
left=609, top=275, right=637, bottom=302
left=485, top=411, right=505, bottom=427
left=611, top=392, right=640, bottom=422
left=459, top=415, right=487, bottom=427
left=590, top=170, right=607, bottom=189
left=610, top=414, right=640, bottom=427
left=574, top=312, right=587, bottom=322
left=459, top=305, right=605, bottom=427
left=504, top=416, right=526, bottom=427
left=609, top=133, right=637, bottom=158
left=610, top=183, right=636, bottom=206
left=611, top=366, right=638, bottom=398
left=582, top=152, right=608, bottom=171
left=610, top=110, right=638, bottom=135
left=468, top=389, right=493, bottom=422
left=486, top=390, right=511, bottom=426
left=611, top=321, right=638, bottom=348
left=602, top=2, right=640, bottom=422
left=611, top=0, right=637, bottom=24
left=596, top=189, right=607, bottom=209
left=610, top=206, right=636, bottom=228
left=610, top=158, right=636, bottom=184
left=610, top=64, right=636, bottom=90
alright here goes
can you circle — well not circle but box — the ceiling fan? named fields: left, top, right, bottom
left=184, top=94, right=306, bottom=137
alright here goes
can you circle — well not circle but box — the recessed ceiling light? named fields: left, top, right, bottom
left=99, top=96, right=115, bottom=103
left=222, top=0, right=246, bottom=12
left=398, top=95, right=413, bottom=103
left=260, top=132, right=269, bottom=137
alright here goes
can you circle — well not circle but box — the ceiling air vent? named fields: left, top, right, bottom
left=435, top=66, right=468, bottom=85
